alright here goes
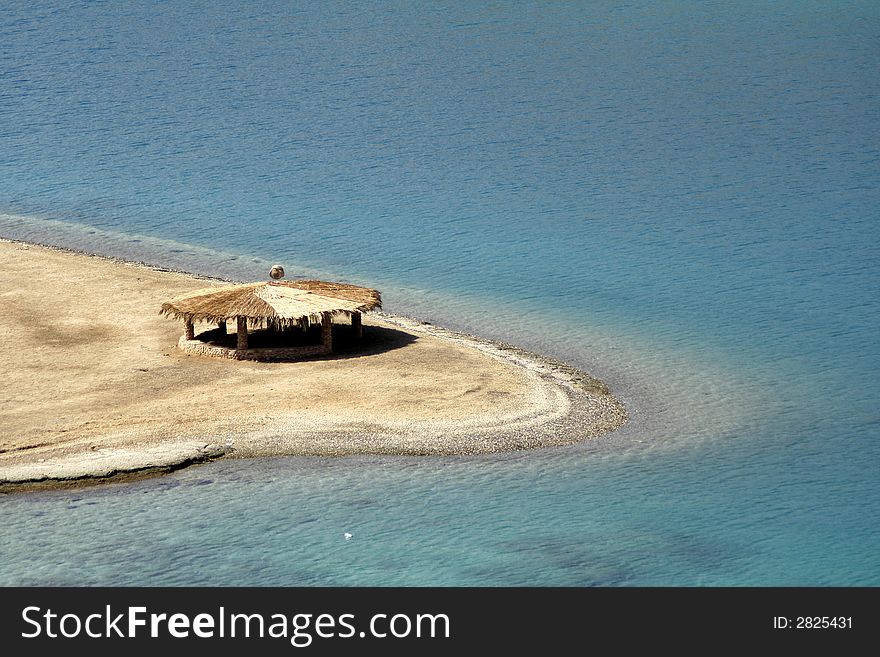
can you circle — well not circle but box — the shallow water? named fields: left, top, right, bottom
left=1, top=1, right=878, bottom=585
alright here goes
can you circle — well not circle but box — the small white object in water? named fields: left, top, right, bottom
left=344, top=532, right=353, bottom=541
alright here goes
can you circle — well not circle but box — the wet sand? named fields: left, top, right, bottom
left=0, top=239, right=627, bottom=492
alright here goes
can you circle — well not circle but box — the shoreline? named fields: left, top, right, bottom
left=0, top=238, right=627, bottom=493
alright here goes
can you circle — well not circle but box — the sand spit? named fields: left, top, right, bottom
left=0, top=239, right=627, bottom=492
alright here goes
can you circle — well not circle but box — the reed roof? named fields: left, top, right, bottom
left=160, top=280, right=381, bottom=329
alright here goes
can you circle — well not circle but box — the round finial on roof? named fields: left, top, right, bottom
left=269, top=265, right=285, bottom=280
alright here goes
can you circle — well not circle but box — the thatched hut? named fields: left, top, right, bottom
left=159, top=279, right=381, bottom=360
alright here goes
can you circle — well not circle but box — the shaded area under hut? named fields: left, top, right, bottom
left=159, top=278, right=381, bottom=361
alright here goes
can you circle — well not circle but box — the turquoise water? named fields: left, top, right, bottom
left=1, top=1, right=878, bottom=585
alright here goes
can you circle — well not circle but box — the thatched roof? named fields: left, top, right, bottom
left=160, top=280, right=382, bottom=329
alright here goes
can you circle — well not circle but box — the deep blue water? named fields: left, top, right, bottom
left=1, top=1, right=878, bottom=585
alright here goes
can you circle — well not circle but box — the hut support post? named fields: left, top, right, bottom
left=237, top=317, right=248, bottom=351
left=184, top=320, right=194, bottom=340
left=321, top=314, right=333, bottom=352
left=218, top=320, right=227, bottom=334
left=351, top=312, right=362, bottom=340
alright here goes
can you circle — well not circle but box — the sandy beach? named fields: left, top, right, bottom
left=0, top=239, right=626, bottom=492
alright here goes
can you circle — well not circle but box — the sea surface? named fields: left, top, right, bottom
left=1, top=1, right=878, bottom=585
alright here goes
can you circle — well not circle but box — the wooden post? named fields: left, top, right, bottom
left=351, top=312, right=362, bottom=340
left=218, top=320, right=227, bottom=334
left=321, top=313, right=333, bottom=352
left=184, top=320, right=194, bottom=340
left=237, top=317, right=248, bottom=351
